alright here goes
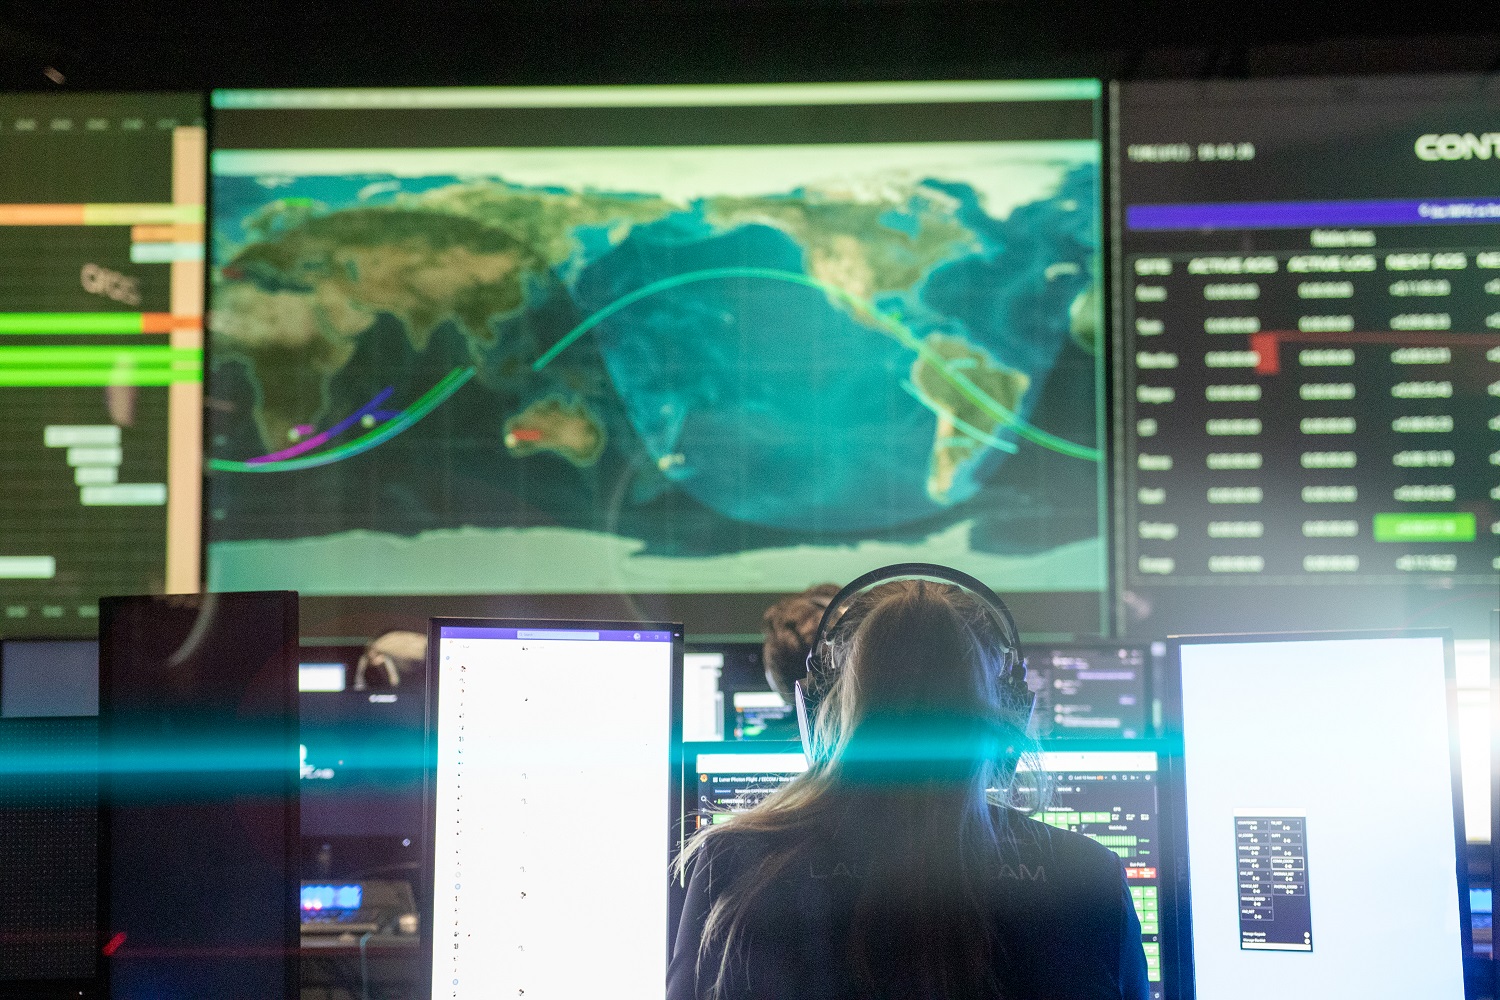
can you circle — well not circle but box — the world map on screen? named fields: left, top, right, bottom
left=205, top=144, right=1104, bottom=595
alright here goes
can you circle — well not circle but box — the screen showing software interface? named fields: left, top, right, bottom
left=1115, top=76, right=1500, bottom=639
left=1177, top=635, right=1464, bottom=998
left=431, top=625, right=675, bottom=999
left=690, top=748, right=1164, bottom=998
left=1027, top=645, right=1149, bottom=738
left=682, top=645, right=794, bottom=743
left=1028, top=750, right=1164, bottom=996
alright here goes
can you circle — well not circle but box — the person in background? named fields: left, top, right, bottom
left=671, top=579, right=1149, bottom=1000
left=354, top=629, right=427, bottom=690
left=760, top=583, right=839, bottom=702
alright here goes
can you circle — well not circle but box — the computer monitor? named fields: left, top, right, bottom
left=1026, top=643, right=1151, bottom=739
left=1168, top=630, right=1471, bottom=999
left=0, top=639, right=98, bottom=718
left=682, top=744, right=1169, bottom=999
left=300, top=682, right=424, bottom=842
left=99, top=591, right=299, bottom=1000
left=424, top=618, right=683, bottom=998
left=682, top=641, right=799, bottom=743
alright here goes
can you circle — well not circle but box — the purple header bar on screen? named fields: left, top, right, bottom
left=439, top=626, right=672, bottom=642
left=1127, top=198, right=1500, bottom=231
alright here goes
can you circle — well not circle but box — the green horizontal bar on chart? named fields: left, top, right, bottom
left=0, top=346, right=201, bottom=366
left=83, top=204, right=203, bottom=226
left=0, top=312, right=199, bottom=335
left=0, top=369, right=201, bottom=386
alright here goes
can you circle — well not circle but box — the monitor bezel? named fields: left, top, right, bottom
left=1163, top=627, right=1473, bottom=1000
left=420, top=615, right=685, bottom=995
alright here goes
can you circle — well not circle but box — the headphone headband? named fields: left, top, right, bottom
left=805, top=562, right=1021, bottom=677
left=796, top=562, right=1033, bottom=757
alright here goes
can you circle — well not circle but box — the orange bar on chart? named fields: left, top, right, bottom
left=140, top=313, right=203, bottom=333
left=131, top=223, right=205, bottom=242
left=0, top=204, right=87, bottom=225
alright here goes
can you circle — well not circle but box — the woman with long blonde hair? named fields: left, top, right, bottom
left=669, top=574, right=1149, bottom=1000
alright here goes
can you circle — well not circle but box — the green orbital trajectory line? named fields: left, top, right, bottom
left=212, top=266, right=1099, bottom=473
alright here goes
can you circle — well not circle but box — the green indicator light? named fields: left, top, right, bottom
left=1372, top=512, right=1476, bottom=542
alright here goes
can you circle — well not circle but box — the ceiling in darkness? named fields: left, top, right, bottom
left=2, top=1, right=1499, bottom=91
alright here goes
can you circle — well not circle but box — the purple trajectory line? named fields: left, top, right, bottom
left=247, top=387, right=396, bottom=465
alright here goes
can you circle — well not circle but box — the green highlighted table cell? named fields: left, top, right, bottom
left=1373, top=512, right=1476, bottom=542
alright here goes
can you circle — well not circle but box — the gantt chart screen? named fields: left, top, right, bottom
left=430, top=623, right=677, bottom=999
left=0, top=93, right=204, bottom=632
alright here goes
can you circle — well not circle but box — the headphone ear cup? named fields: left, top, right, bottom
left=1000, top=657, right=1036, bottom=734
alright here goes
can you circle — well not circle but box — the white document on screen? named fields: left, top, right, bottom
left=431, top=627, right=674, bottom=999
left=1179, top=635, right=1465, bottom=999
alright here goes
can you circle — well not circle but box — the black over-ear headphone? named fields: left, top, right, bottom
left=794, top=562, right=1035, bottom=755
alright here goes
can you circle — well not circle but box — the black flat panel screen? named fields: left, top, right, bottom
left=299, top=686, right=424, bottom=841
left=1113, top=76, right=1499, bottom=640
left=99, top=592, right=298, bottom=1000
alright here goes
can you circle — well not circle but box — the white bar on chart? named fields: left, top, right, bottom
left=129, top=242, right=205, bottom=264
left=44, top=425, right=121, bottom=447
left=0, top=556, right=56, bottom=579
left=80, top=484, right=166, bottom=506
left=74, top=466, right=119, bottom=485
left=66, top=446, right=123, bottom=467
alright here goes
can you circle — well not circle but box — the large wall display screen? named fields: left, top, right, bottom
left=0, top=94, right=204, bottom=635
left=206, top=83, right=1107, bottom=626
left=1114, top=77, right=1499, bottom=639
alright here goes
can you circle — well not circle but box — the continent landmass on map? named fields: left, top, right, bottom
left=210, top=175, right=999, bottom=462
left=502, top=395, right=606, bottom=467
left=910, top=333, right=1031, bottom=504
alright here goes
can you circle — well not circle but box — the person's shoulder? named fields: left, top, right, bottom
left=1001, top=811, right=1128, bottom=886
left=683, top=825, right=778, bottom=880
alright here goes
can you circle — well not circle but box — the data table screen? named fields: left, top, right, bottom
left=1113, top=77, right=1499, bottom=638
